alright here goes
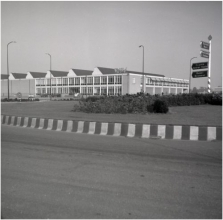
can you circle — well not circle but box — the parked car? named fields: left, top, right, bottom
left=28, top=94, right=35, bottom=101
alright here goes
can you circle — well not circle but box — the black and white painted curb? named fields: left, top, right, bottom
left=1, top=115, right=222, bottom=141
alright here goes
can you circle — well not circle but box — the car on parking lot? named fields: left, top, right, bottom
left=28, top=95, right=35, bottom=101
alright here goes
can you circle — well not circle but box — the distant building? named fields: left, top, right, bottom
left=1, top=67, right=189, bottom=98
left=213, top=86, right=222, bottom=93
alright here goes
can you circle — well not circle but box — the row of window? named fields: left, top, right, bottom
left=146, top=78, right=188, bottom=87
left=36, top=82, right=188, bottom=88
left=36, top=86, right=122, bottom=95
left=36, top=76, right=122, bottom=86
left=36, top=87, right=69, bottom=94
left=147, top=82, right=189, bottom=87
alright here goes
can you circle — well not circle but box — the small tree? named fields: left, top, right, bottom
left=153, top=99, right=169, bottom=113
left=192, top=87, right=198, bottom=93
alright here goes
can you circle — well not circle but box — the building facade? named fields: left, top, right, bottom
left=1, top=67, right=189, bottom=98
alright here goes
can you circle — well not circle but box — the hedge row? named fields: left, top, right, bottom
left=37, top=93, right=61, bottom=97
left=52, top=98, right=75, bottom=101
left=73, top=93, right=222, bottom=114
left=2, top=98, right=40, bottom=102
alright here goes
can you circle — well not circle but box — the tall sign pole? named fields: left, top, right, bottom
left=207, top=35, right=212, bottom=93
left=199, top=36, right=212, bottom=93
left=189, top=57, right=197, bottom=93
left=139, top=45, right=145, bottom=93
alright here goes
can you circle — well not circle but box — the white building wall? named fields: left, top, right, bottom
left=92, top=67, right=103, bottom=76
left=45, top=71, right=53, bottom=78
left=9, top=73, right=15, bottom=80
left=67, top=69, right=76, bottom=77
left=26, top=72, right=33, bottom=79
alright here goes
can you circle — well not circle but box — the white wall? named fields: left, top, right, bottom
left=67, top=69, right=76, bottom=77
left=45, top=71, right=53, bottom=78
left=9, top=73, right=15, bottom=80
left=26, top=72, right=33, bottom=79
left=92, top=67, right=103, bottom=76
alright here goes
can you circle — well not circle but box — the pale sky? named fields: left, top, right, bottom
left=1, top=1, right=222, bottom=89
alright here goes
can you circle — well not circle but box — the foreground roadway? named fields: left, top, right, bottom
left=1, top=125, right=222, bottom=219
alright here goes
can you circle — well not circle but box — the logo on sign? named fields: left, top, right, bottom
left=200, top=41, right=210, bottom=50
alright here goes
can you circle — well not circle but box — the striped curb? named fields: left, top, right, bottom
left=1, top=115, right=222, bottom=141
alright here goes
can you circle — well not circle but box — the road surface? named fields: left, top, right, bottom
left=1, top=125, right=222, bottom=219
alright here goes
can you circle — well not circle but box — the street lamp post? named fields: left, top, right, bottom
left=45, top=53, right=52, bottom=99
left=189, top=57, right=197, bottom=93
left=139, top=45, right=145, bottom=93
left=7, top=41, right=16, bottom=99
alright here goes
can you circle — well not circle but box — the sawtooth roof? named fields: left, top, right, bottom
left=72, top=69, right=93, bottom=76
left=11, top=73, right=27, bottom=79
left=1, top=74, right=8, bottom=80
left=29, top=72, right=47, bottom=78
left=97, top=67, right=116, bottom=75
left=97, top=67, right=165, bottom=77
left=50, top=70, right=68, bottom=77
left=126, top=70, right=164, bottom=77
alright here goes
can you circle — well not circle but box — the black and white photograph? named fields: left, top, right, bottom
left=1, top=1, right=222, bottom=219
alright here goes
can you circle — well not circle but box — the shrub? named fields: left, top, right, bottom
left=73, top=92, right=221, bottom=114
left=153, top=99, right=169, bottom=113
left=85, top=96, right=102, bottom=102
left=210, top=93, right=222, bottom=105
left=147, top=104, right=154, bottom=113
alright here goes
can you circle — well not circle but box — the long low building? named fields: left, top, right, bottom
left=1, top=67, right=189, bottom=98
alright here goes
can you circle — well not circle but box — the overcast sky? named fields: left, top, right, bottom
left=1, top=1, right=222, bottom=89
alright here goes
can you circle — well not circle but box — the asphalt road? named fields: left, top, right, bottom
left=1, top=125, right=222, bottom=219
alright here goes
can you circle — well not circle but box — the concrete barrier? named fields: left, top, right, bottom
left=66, top=120, right=73, bottom=132
left=158, top=125, right=166, bottom=139
left=100, top=123, right=108, bottom=135
left=5, top=116, right=9, bottom=125
left=31, top=118, right=37, bottom=128
left=38, top=118, right=45, bottom=129
left=77, top=121, right=84, bottom=133
left=127, top=124, right=135, bottom=137
left=142, top=124, right=150, bottom=138
left=16, top=117, right=21, bottom=126
left=113, top=123, right=122, bottom=136
left=207, top=127, right=216, bottom=141
left=1, top=114, right=221, bottom=142
left=88, top=122, right=96, bottom=134
left=173, top=126, right=182, bottom=140
left=56, top=120, right=63, bottom=131
left=47, top=119, right=54, bottom=130
left=190, top=126, right=199, bottom=141
left=23, top=117, right=29, bottom=127
left=10, top=116, right=15, bottom=126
